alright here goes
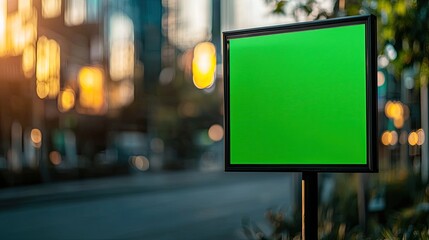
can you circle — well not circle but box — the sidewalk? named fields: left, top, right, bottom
left=0, top=171, right=288, bottom=209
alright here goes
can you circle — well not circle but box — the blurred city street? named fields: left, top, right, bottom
left=1, top=0, right=429, bottom=238
left=0, top=172, right=294, bottom=240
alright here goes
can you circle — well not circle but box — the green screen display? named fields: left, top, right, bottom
left=228, top=23, right=368, bottom=166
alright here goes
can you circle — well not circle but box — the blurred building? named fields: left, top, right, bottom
left=1, top=0, right=426, bottom=189
left=0, top=0, right=229, bottom=186
left=0, top=0, right=156, bottom=186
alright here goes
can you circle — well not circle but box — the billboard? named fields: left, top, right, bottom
left=223, top=15, right=377, bottom=172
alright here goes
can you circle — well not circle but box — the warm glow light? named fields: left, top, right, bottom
left=108, top=80, right=134, bottom=109
left=377, top=71, right=385, bottom=87
left=22, top=44, right=35, bottom=78
left=394, top=117, right=404, bottom=129
left=78, top=66, right=105, bottom=114
left=42, top=0, right=61, bottom=18
left=131, top=156, right=150, bottom=171
left=36, top=36, right=60, bottom=99
left=0, top=0, right=7, bottom=56
left=0, top=1, right=37, bottom=57
left=417, top=129, right=425, bottom=146
left=58, top=88, right=75, bottom=112
left=390, top=131, right=398, bottom=145
left=108, top=12, right=135, bottom=110
left=408, top=131, right=418, bottom=146
left=109, top=41, right=135, bottom=81
left=65, top=0, right=86, bottom=26
left=48, top=39, right=60, bottom=98
left=23, top=17, right=37, bottom=49
left=8, top=13, right=26, bottom=56
left=192, top=42, right=216, bottom=89
left=208, top=124, right=224, bottom=142
left=382, top=130, right=398, bottom=146
left=385, top=101, right=403, bottom=120
left=109, top=13, right=135, bottom=82
left=384, top=101, right=393, bottom=118
left=385, top=101, right=405, bottom=130
left=49, top=151, right=62, bottom=165
left=36, top=82, right=49, bottom=99
left=30, top=128, right=42, bottom=147
left=19, top=0, right=33, bottom=20
left=381, top=131, right=392, bottom=146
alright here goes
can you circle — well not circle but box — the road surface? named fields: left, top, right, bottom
left=0, top=171, right=297, bottom=240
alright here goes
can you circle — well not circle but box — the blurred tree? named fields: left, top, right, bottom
left=267, top=0, right=429, bottom=82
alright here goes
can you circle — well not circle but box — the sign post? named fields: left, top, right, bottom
left=302, top=172, right=318, bottom=239
left=223, top=15, right=377, bottom=239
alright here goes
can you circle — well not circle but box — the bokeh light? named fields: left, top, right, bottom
left=36, top=36, right=60, bottom=99
left=78, top=66, right=105, bottom=114
left=19, top=0, right=33, bottom=19
left=382, top=130, right=398, bottom=146
left=408, top=131, right=418, bottom=146
left=58, top=88, right=75, bottom=112
left=192, top=42, right=216, bottom=89
left=30, top=128, right=42, bottom=148
left=385, top=44, right=397, bottom=61
left=0, top=0, right=7, bottom=56
left=42, top=0, right=61, bottom=19
left=65, top=0, right=86, bottom=26
left=22, top=44, right=35, bottom=78
left=381, top=131, right=391, bottom=146
left=377, top=71, right=385, bottom=87
left=109, top=12, right=134, bottom=81
left=385, top=100, right=406, bottom=129
left=394, top=117, right=404, bottom=129
left=208, top=124, right=223, bottom=142
left=385, top=101, right=403, bottom=120
left=378, top=55, right=389, bottom=68
left=49, top=151, right=62, bottom=165
left=417, top=129, right=425, bottom=146
left=390, top=131, right=398, bottom=145
left=8, top=13, right=26, bottom=56
left=131, top=156, right=150, bottom=171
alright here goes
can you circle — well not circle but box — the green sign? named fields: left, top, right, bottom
left=223, top=15, right=377, bottom=172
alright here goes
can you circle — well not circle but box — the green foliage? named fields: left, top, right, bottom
left=264, top=0, right=429, bottom=85
left=242, top=208, right=301, bottom=240
left=265, top=0, right=287, bottom=15
left=242, top=173, right=429, bottom=239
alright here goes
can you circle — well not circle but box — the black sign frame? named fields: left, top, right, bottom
left=223, top=15, right=378, bottom=172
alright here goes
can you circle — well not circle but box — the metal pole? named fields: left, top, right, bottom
left=302, top=172, right=318, bottom=240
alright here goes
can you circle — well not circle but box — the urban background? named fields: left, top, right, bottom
left=0, top=0, right=428, bottom=239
